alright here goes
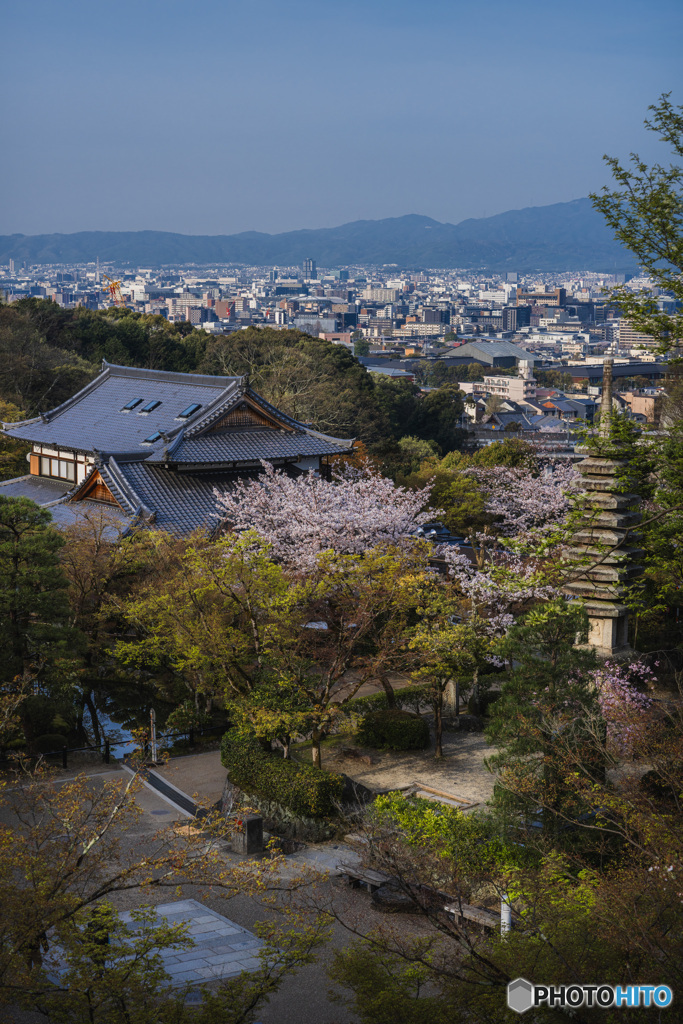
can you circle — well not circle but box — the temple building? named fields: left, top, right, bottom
left=0, top=362, right=354, bottom=535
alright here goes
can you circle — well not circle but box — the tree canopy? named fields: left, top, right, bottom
left=591, top=93, right=683, bottom=349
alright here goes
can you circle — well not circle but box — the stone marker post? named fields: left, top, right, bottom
left=233, top=814, right=264, bottom=856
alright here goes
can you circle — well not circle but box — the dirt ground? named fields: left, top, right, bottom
left=294, top=726, right=498, bottom=809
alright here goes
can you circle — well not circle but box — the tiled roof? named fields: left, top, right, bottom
left=2, top=363, right=240, bottom=452
left=147, top=428, right=351, bottom=465
left=0, top=474, right=70, bottom=504
left=456, top=341, right=537, bottom=361
left=1, top=363, right=354, bottom=466
left=113, top=462, right=251, bottom=534
left=48, top=501, right=134, bottom=540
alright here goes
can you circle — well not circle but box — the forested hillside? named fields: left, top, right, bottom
left=0, top=301, right=465, bottom=478
left=0, top=199, right=636, bottom=271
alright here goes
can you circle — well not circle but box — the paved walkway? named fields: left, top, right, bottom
left=118, top=899, right=263, bottom=986
left=153, top=750, right=227, bottom=808
left=307, top=729, right=498, bottom=808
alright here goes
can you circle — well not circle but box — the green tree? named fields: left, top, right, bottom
left=1, top=769, right=327, bottom=1022
left=396, top=435, right=440, bottom=473
left=112, top=530, right=298, bottom=712
left=0, top=399, right=30, bottom=480
left=353, top=337, right=370, bottom=356
left=0, top=496, right=75, bottom=689
left=410, top=601, right=493, bottom=758
left=0, top=498, right=82, bottom=751
left=590, top=93, right=683, bottom=350
left=409, top=384, right=465, bottom=453
left=240, top=545, right=428, bottom=766
left=0, top=302, right=96, bottom=413
left=486, top=600, right=600, bottom=836
left=534, top=368, right=574, bottom=391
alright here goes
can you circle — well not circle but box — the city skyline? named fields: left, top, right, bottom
left=1, top=0, right=681, bottom=237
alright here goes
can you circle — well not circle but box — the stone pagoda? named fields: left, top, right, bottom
left=564, top=358, right=642, bottom=657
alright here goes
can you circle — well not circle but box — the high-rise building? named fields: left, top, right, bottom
left=516, top=287, right=567, bottom=308
left=618, top=319, right=657, bottom=349
left=303, top=258, right=317, bottom=279
left=8, top=258, right=15, bottom=275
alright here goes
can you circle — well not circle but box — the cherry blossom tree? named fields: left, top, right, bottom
left=430, top=458, right=581, bottom=635
left=440, top=543, right=559, bottom=638
left=587, top=659, right=654, bottom=756
left=464, top=459, right=580, bottom=537
left=214, top=461, right=434, bottom=569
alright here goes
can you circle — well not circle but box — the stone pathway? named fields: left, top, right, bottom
left=118, top=899, right=263, bottom=986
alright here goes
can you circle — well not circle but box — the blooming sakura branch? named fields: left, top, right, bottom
left=214, top=462, right=433, bottom=569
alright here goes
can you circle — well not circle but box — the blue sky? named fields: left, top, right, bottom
left=1, top=0, right=681, bottom=235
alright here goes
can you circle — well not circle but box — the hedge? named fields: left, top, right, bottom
left=356, top=709, right=430, bottom=751
left=346, top=683, right=432, bottom=718
left=220, top=732, right=345, bottom=819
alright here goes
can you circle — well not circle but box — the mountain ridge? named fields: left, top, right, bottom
left=0, top=199, right=637, bottom=272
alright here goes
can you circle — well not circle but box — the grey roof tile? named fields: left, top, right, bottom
left=149, top=429, right=350, bottom=465
left=3, top=365, right=238, bottom=452
left=2, top=364, right=354, bottom=464
left=456, top=341, right=537, bottom=361
left=47, top=501, right=134, bottom=540
left=0, top=475, right=70, bottom=504
left=113, top=462, right=251, bottom=534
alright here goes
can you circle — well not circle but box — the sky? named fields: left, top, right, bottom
left=1, top=0, right=682, bottom=237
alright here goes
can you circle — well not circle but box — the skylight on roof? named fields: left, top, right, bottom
left=122, top=399, right=142, bottom=410
left=141, top=400, right=161, bottom=413
left=143, top=431, right=162, bottom=444
left=178, top=403, right=202, bottom=419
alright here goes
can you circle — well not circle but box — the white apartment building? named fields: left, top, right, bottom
left=361, top=287, right=400, bottom=303
left=460, top=361, right=537, bottom=401
left=482, top=373, right=537, bottom=401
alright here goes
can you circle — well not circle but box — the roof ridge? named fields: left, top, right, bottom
left=4, top=365, right=112, bottom=429
left=102, top=361, right=240, bottom=388
left=105, top=457, right=154, bottom=518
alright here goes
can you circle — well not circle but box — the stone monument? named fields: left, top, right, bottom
left=564, top=358, right=642, bottom=657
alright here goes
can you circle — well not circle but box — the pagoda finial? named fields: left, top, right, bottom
left=600, top=357, right=614, bottom=438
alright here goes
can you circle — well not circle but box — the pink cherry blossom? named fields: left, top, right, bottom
left=464, top=460, right=580, bottom=536
left=587, top=659, right=654, bottom=755
left=214, top=461, right=434, bottom=569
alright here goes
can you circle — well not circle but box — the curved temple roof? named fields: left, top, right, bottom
left=2, top=361, right=354, bottom=463
left=0, top=361, right=355, bottom=535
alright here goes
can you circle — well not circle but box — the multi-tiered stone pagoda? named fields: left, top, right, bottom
left=565, top=358, right=642, bottom=657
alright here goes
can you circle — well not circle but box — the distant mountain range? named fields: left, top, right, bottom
left=0, top=199, right=637, bottom=272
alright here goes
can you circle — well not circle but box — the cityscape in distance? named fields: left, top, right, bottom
left=1, top=0, right=682, bottom=1019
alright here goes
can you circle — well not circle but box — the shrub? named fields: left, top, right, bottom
left=356, top=709, right=430, bottom=751
left=220, top=732, right=345, bottom=818
left=346, top=683, right=432, bottom=718
left=371, top=792, right=527, bottom=872
left=32, top=734, right=69, bottom=754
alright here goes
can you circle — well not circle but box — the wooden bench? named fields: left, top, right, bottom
left=444, top=901, right=500, bottom=931
left=343, top=866, right=393, bottom=893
